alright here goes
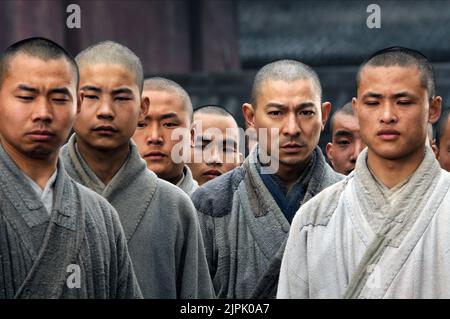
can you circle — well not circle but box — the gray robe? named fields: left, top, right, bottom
left=192, top=145, right=343, bottom=298
left=278, top=146, right=450, bottom=298
left=60, top=134, right=214, bottom=298
left=0, top=144, right=142, bottom=299
left=177, top=165, right=199, bottom=196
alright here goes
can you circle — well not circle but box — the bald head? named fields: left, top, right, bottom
left=75, top=40, right=144, bottom=93
left=144, top=77, right=193, bottom=122
left=0, top=37, right=78, bottom=88
left=194, top=104, right=236, bottom=121
left=330, top=102, right=354, bottom=133
left=356, top=46, right=435, bottom=99
left=251, top=59, right=322, bottom=106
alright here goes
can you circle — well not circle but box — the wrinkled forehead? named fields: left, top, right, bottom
left=258, top=78, right=321, bottom=104
left=3, top=53, right=77, bottom=92
left=333, top=113, right=360, bottom=134
left=193, top=113, right=239, bottom=140
left=79, top=63, right=139, bottom=91
left=357, top=65, right=425, bottom=95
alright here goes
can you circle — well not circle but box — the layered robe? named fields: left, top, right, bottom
left=192, top=145, right=342, bottom=298
left=60, top=134, right=214, bottom=298
left=0, top=144, right=142, bottom=299
left=278, top=146, right=450, bottom=299
left=176, top=165, right=199, bottom=196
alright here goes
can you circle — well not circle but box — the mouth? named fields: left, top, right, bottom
left=143, top=151, right=167, bottom=161
left=26, top=129, right=56, bottom=141
left=377, top=129, right=400, bottom=141
left=281, top=142, right=305, bottom=154
left=203, top=169, right=222, bottom=180
left=93, top=125, right=118, bottom=135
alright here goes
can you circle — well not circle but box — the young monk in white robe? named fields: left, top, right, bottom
left=278, top=47, right=449, bottom=299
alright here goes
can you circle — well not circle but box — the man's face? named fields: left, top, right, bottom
left=188, top=113, right=241, bottom=185
left=354, top=65, right=440, bottom=163
left=0, top=53, right=78, bottom=160
left=326, top=113, right=365, bottom=175
left=244, top=79, right=329, bottom=169
left=133, top=90, right=190, bottom=182
left=437, top=117, right=450, bottom=171
left=74, top=63, right=146, bottom=152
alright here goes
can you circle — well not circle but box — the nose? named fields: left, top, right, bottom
left=206, top=144, right=223, bottom=166
left=146, top=123, right=163, bottom=145
left=380, top=102, right=398, bottom=124
left=350, top=139, right=365, bottom=163
left=31, top=98, right=53, bottom=124
left=283, top=112, right=301, bottom=137
left=96, top=99, right=115, bottom=121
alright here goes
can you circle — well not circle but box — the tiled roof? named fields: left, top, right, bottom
left=238, top=0, right=450, bottom=67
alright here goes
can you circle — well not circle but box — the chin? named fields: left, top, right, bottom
left=27, top=147, right=54, bottom=159
left=279, top=156, right=307, bottom=166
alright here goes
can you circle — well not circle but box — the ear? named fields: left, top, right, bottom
left=351, top=97, right=358, bottom=116
left=190, top=127, right=195, bottom=148
left=242, top=103, right=255, bottom=129
left=429, top=96, right=442, bottom=125
left=138, top=96, right=150, bottom=121
left=431, top=139, right=439, bottom=159
left=77, top=91, right=83, bottom=114
left=238, top=152, right=245, bottom=164
left=320, top=101, right=331, bottom=130
left=326, top=142, right=334, bottom=163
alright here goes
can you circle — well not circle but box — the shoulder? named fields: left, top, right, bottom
left=191, top=166, right=246, bottom=218
left=294, top=176, right=349, bottom=229
left=321, top=160, right=345, bottom=186
left=71, top=179, right=116, bottom=216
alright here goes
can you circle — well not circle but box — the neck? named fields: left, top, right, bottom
left=367, top=146, right=425, bottom=189
left=274, top=155, right=312, bottom=191
left=1, top=140, right=58, bottom=190
left=168, top=168, right=185, bottom=185
left=76, top=138, right=130, bottom=186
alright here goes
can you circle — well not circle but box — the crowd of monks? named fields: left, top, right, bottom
left=0, top=37, right=449, bottom=299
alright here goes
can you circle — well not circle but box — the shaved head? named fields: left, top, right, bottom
left=75, top=40, right=144, bottom=93
left=0, top=37, right=79, bottom=88
left=251, top=59, right=322, bottom=106
left=144, top=77, right=193, bottom=122
left=330, top=102, right=354, bottom=133
left=356, top=46, right=435, bottom=99
left=194, top=104, right=236, bottom=121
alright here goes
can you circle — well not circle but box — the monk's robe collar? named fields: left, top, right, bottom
left=255, top=146, right=317, bottom=224
left=353, top=145, right=442, bottom=246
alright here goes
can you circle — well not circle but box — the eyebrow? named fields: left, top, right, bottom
left=17, top=84, right=38, bottom=93
left=111, top=88, right=134, bottom=95
left=145, top=113, right=179, bottom=121
left=265, top=102, right=316, bottom=109
left=223, top=138, right=238, bottom=148
left=334, top=130, right=354, bottom=138
left=392, top=91, right=416, bottom=99
left=362, top=92, right=383, bottom=99
left=49, top=87, right=71, bottom=96
left=80, top=85, right=101, bottom=93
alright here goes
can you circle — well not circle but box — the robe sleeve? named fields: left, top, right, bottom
left=277, top=212, right=310, bottom=299
left=111, top=206, right=143, bottom=299
left=175, top=197, right=216, bottom=298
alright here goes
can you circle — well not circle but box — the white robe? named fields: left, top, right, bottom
left=277, top=146, right=450, bottom=299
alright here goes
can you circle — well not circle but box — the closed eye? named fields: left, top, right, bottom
left=84, top=95, right=99, bottom=100
left=268, top=111, right=282, bottom=116
left=17, top=96, right=34, bottom=101
left=300, top=110, right=314, bottom=116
